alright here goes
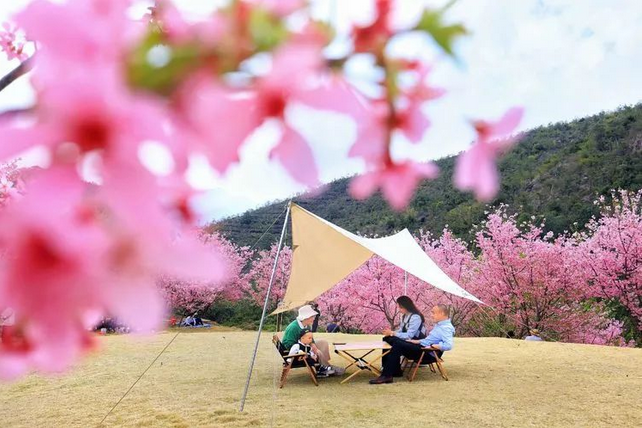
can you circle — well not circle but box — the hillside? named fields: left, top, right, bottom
left=211, top=104, right=642, bottom=248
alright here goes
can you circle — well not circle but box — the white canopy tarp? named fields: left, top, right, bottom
left=272, top=203, right=482, bottom=314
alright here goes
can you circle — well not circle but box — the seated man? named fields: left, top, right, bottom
left=282, top=305, right=335, bottom=376
left=370, top=304, right=455, bottom=384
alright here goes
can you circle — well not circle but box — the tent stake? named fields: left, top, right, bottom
left=240, top=201, right=291, bottom=412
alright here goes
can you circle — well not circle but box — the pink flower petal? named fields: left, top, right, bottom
left=270, top=124, right=319, bottom=187
left=381, top=162, right=439, bottom=210
left=261, top=42, right=323, bottom=94
left=349, top=172, right=380, bottom=201
left=180, top=77, right=259, bottom=173
left=399, top=101, right=430, bottom=144
left=489, top=107, right=524, bottom=136
left=294, top=75, right=368, bottom=119
left=0, top=124, right=53, bottom=162
left=454, top=143, right=499, bottom=202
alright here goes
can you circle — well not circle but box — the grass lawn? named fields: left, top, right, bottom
left=1, top=329, right=641, bottom=427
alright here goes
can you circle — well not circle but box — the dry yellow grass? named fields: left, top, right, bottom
left=1, top=329, right=641, bottom=427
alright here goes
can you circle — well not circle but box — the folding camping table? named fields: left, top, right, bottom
left=333, top=341, right=391, bottom=384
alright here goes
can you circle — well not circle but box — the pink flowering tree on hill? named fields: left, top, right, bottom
left=241, top=243, right=292, bottom=310
left=578, top=190, right=642, bottom=345
left=159, top=233, right=251, bottom=317
left=0, top=0, right=526, bottom=379
left=415, top=230, right=486, bottom=335
left=325, top=256, right=417, bottom=332
left=474, top=207, right=627, bottom=345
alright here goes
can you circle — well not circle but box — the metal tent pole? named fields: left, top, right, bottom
left=404, top=270, right=408, bottom=295
left=239, top=201, right=291, bottom=412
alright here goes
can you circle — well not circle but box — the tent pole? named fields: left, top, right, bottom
left=239, top=201, right=291, bottom=412
left=404, top=270, right=408, bottom=295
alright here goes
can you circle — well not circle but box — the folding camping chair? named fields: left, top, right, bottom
left=272, top=334, right=319, bottom=388
left=401, top=346, right=449, bottom=382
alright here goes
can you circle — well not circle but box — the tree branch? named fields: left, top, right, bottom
left=0, top=56, right=34, bottom=94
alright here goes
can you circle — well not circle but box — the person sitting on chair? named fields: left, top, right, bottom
left=370, top=304, right=454, bottom=384
left=287, top=330, right=326, bottom=375
left=382, top=295, right=427, bottom=346
left=282, top=305, right=335, bottom=376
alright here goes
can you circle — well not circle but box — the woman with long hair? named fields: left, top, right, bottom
left=380, top=296, right=427, bottom=377
left=382, top=295, right=427, bottom=344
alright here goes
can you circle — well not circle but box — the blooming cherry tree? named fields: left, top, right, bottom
left=578, top=190, right=642, bottom=345
left=241, top=243, right=292, bottom=309
left=159, top=233, right=251, bottom=316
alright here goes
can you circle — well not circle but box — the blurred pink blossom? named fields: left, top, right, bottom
left=454, top=107, right=524, bottom=201
left=0, top=23, right=28, bottom=61
left=350, top=161, right=439, bottom=210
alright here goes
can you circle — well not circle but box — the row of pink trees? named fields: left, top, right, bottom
left=221, top=190, right=641, bottom=346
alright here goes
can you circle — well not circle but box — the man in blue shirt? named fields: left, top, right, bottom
left=370, top=304, right=455, bottom=384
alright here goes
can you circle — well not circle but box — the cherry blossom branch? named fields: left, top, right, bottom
left=0, top=56, right=33, bottom=93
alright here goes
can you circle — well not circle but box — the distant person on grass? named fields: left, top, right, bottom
left=326, top=321, right=341, bottom=333
left=370, top=304, right=454, bottom=384
left=524, top=329, right=544, bottom=341
left=282, top=305, right=335, bottom=376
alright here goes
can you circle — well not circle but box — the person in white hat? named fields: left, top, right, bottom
left=281, top=305, right=335, bottom=376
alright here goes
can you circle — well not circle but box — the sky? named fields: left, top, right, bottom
left=1, top=0, right=641, bottom=222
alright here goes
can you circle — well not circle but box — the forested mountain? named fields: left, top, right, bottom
left=210, top=104, right=642, bottom=248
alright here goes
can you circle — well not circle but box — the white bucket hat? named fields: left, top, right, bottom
left=297, top=305, right=318, bottom=321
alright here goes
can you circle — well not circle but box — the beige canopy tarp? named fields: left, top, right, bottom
left=272, top=203, right=482, bottom=314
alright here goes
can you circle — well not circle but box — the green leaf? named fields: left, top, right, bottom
left=126, top=31, right=203, bottom=95
left=249, top=8, right=288, bottom=52
left=414, top=9, right=467, bottom=57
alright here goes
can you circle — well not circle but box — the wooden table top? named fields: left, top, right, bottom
left=333, top=341, right=391, bottom=352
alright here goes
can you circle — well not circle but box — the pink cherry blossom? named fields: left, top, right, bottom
left=0, top=164, right=228, bottom=379
left=0, top=162, right=24, bottom=207
left=0, top=71, right=167, bottom=168
left=0, top=23, right=28, bottom=61
left=0, top=168, right=109, bottom=379
left=454, top=107, right=524, bottom=201
left=347, top=64, right=444, bottom=170
left=350, top=161, right=439, bottom=210
left=241, top=244, right=292, bottom=308
left=176, top=75, right=259, bottom=174
left=16, top=0, right=137, bottom=79
left=352, top=0, right=393, bottom=55
left=398, top=64, right=446, bottom=143
left=254, top=41, right=365, bottom=186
